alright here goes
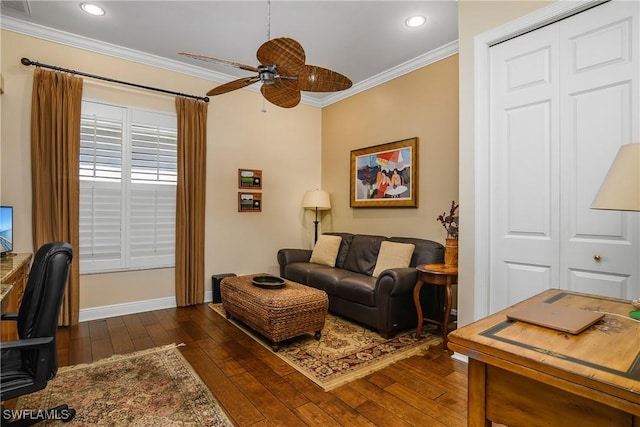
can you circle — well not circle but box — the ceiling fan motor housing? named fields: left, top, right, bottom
left=258, top=65, right=277, bottom=85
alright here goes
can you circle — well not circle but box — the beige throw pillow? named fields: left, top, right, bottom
left=309, top=234, right=342, bottom=267
left=372, top=241, right=415, bottom=277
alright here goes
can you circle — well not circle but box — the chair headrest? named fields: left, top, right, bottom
left=18, top=242, right=74, bottom=340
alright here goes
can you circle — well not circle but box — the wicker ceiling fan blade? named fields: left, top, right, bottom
left=260, top=79, right=301, bottom=108
left=257, top=37, right=305, bottom=76
left=299, top=65, right=353, bottom=92
left=207, top=76, right=261, bottom=96
left=179, top=51, right=260, bottom=73
left=182, top=36, right=351, bottom=105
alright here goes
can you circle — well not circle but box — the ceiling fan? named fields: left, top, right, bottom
left=179, top=37, right=352, bottom=108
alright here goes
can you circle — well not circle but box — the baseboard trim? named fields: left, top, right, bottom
left=79, top=291, right=213, bottom=322
left=451, top=352, right=468, bottom=364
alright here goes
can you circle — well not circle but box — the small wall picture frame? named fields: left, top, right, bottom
left=238, top=169, right=262, bottom=189
left=238, top=192, right=262, bottom=212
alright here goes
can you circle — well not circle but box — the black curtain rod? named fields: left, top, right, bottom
left=21, top=57, right=209, bottom=103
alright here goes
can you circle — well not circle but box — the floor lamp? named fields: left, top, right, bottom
left=303, top=190, right=331, bottom=244
left=591, top=142, right=640, bottom=319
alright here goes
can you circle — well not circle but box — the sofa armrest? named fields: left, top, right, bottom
left=277, top=248, right=312, bottom=276
left=375, top=267, right=418, bottom=296
left=373, top=267, right=419, bottom=336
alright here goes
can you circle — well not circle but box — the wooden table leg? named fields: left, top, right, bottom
left=442, top=276, right=453, bottom=350
left=468, top=358, right=491, bottom=427
left=413, top=280, right=424, bottom=338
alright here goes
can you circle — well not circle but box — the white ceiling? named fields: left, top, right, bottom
left=1, top=1, right=459, bottom=107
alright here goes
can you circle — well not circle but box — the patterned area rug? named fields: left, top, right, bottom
left=13, top=344, right=232, bottom=426
left=209, top=303, right=442, bottom=391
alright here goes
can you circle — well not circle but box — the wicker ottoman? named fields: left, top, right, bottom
left=220, top=274, right=328, bottom=351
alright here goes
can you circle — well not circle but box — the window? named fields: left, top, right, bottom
left=79, top=101, right=177, bottom=274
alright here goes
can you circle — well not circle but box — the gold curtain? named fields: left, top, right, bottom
left=175, top=97, right=208, bottom=306
left=30, top=67, right=83, bottom=325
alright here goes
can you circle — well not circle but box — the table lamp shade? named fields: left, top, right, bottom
left=591, top=143, right=640, bottom=211
left=303, top=190, right=331, bottom=210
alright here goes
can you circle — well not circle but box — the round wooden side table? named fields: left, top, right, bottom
left=413, top=263, right=458, bottom=350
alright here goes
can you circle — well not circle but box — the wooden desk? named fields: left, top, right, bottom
left=1, top=283, right=13, bottom=312
left=1, top=253, right=32, bottom=340
left=413, top=263, right=457, bottom=349
left=448, top=289, right=640, bottom=427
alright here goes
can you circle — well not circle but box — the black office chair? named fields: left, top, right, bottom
left=0, top=242, right=75, bottom=426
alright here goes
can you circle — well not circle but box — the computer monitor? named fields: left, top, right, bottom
left=0, top=205, right=14, bottom=256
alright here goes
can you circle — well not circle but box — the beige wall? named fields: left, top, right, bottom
left=1, top=30, right=322, bottom=310
left=322, top=55, right=460, bottom=242
left=2, top=0, right=553, bottom=321
left=457, top=1, right=552, bottom=326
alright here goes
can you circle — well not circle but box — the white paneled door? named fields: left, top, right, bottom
left=488, top=1, right=639, bottom=313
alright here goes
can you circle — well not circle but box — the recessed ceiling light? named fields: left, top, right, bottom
left=405, top=15, right=426, bottom=28
left=80, top=3, right=105, bottom=16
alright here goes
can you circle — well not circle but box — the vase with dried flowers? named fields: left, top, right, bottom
left=437, top=201, right=459, bottom=267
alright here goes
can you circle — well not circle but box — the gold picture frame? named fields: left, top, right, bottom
left=350, top=137, right=418, bottom=208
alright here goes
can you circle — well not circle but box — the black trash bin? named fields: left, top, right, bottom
left=211, top=273, right=236, bottom=303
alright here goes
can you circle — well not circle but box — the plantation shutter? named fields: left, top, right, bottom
left=79, top=101, right=177, bottom=273
left=79, top=103, right=124, bottom=272
left=129, top=111, right=177, bottom=268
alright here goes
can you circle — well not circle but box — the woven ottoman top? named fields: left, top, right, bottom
left=221, top=273, right=327, bottom=309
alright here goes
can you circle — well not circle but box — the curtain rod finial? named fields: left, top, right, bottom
left=21, top=58, right=32, bottom=66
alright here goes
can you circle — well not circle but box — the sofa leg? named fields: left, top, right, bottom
left=379, top=331, right=395, bottom=339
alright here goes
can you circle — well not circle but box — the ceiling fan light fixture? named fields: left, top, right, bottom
left=258, top=65, right=277, bottom=85
left=405, top=15, right=426, bottom=28
left=80, top=3, right=105, bottom=16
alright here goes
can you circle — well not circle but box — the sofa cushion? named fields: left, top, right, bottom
left=372, top=241, right=415, bottom=277
left=307, top=267, right=354, bottom=295
left=309, top=234, right=342, bottom=267
left=335, top=275, right=377, bottom=307
left=388, top=237, right=445, bottom=267
left=284, top=262, right=332, bottom=285
left=343, top=235, right=387, bottom=276
left=324, top=232, right=354, bottom=269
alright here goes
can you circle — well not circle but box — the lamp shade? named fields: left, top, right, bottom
left=303, top=190, right=331, bottom=210
left=591, top=143, right=640, bottom=211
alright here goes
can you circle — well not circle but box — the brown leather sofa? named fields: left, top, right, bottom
left=277, top=233, right=444, bottom=338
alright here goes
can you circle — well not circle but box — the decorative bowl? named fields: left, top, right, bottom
left=251, top=275, right=286, bottom=289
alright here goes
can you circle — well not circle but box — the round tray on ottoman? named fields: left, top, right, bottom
left=251, top=275, right=285, bottom=289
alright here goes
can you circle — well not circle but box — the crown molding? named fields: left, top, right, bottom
left=1, top=15, right=458, bottom=109
left=1, top=16, right=234, bottom=81
left=319, top=40, right=459, bottom=107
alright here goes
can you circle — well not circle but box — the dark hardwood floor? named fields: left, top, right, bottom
left=55, top=304, right=468, bottom=426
